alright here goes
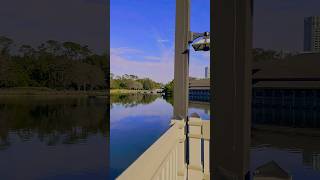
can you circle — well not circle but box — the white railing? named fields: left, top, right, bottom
left=116, top=114, right=210, bottom=180
left=188, top=115, right=210, bottom=180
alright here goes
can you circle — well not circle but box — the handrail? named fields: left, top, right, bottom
left=116, top=120, right=187, bottom=180
left=116, top=115, right=210, bottom=180
left=188, top=115, right=210, bottom=180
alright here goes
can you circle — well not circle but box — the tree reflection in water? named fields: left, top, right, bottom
left=0, top=96, right=109, bottom=150
left=110, top=93, right=159, bottom=108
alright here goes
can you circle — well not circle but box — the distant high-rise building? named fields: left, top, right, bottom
left=205, top=66, right=210, bottom=79
left=304, top=16, right=320, bottom=52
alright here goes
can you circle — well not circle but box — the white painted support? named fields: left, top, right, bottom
left=117, top=120, right=183, bottom=180
left=176, top=120, right=187, bottom=180
left=188, top=115, right=203, bottom=179
left=116, top=119, right=210, bottom=180
left=202, top=121, right=210, bottom=180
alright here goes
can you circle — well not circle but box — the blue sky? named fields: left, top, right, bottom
left=111, top=0, right=210, bottom=83
left=0, top=0, right=107, bottom=53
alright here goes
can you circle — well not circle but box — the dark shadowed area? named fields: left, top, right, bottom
left=0, top=0, right=107, bottom=54
left=254, top=0, right=320, bottom=52
left=0, top=0, right=109, bottom=179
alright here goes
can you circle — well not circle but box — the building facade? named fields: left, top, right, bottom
left=304, top=16, right=320, bottom=52
left=189, top=79, right=210, bottom=101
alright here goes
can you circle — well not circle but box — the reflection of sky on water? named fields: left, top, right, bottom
left=0, top=96, right=109, bottom=180
left=110, top=98, right=172, bottom=179
left=251, top=147, right=320, bottom=180
left=110, top=94, right=320, bottom=179
left=111, top=98, right=173, bottom=126
left=0, top=134, right=108, bottom=180
left=110, top=96, right=210, bottom=178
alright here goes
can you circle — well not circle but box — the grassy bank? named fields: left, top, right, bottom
left=0, top=87, right=107, bottom=96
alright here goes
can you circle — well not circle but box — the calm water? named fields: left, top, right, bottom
left=109, top=94, right=209, bottom=179
left=1, top=93, right=320, bottom=180
left=0, top=96, right=109, bottom=180
left=110, top=93, right=320, bottom=179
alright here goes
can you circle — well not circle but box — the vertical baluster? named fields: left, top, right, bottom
left=188, top=113, right=203, bottom=179
left=174, top=145, right=177, bottom=180
left=161, top=165, right=165, bottom=180
left=177, top=119, right=187, bottom=180
left=169, top=150, right=174, bottom=179
left=166, top=156, right=170, bottom=179
left=203, top=121, right=210, bottom=180
left=153, top=173, right=160, bottom=180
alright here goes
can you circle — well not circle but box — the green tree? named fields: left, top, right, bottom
left=163, top=80, right=174, bottom=96
left=0, top=36, right=13, bottom=56
left=19, top=45, right=36, bottom=58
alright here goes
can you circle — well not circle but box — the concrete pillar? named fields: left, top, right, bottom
left=173, top=0, right=190, bottom=119
left=211, top=0, right=253, bottom=179
left=188, top=113, right=203, bottom=179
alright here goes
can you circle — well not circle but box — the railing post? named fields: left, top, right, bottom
left=173, top=0, right=190, bottom=120
left=175, top=119, right=187, bottom=180
left=188, top=113, right=203, bottom=179
left=202, top=121, right=210, bottom=180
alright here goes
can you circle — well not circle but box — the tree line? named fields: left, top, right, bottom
left=0, top=36, right=108, bottom=91
left=110, top=73, right=162, bottom=90
left=252, top=48, right=298, bottom=62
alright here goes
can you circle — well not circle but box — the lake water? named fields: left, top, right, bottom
left=110, top=93, right=320, bottom=179
left=1, top=94, right=320, bottom=180
left=109, top=94, right=209, bottom=179
left=0, top=96, right=109, bottom=180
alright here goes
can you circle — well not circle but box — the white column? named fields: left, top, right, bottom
left=173, top=0, right=190, bottom=119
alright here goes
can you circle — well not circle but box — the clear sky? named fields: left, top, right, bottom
left=0, top=0, right=107, bottom=54
left=253, top=0, right=320, bottom=51
left=2, top=0, right=319, bottom=83
left=111, top=0, right=210, bottom=83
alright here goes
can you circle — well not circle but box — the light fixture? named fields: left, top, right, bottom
left=192, top=36, right=210, bottom=51
left=189, top=32, right=210, bottom=51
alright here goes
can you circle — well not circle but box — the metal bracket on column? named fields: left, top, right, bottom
left=188, top=31, right=210, bottom=44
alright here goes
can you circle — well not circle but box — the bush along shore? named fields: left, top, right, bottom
left=0, top=87, right=107, bottom=96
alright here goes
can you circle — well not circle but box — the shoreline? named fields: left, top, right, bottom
left=110, top=89, right=158, bottom=94
left=0, top=87, right=107, bottom=97
left=0, top=88, right=161, bottom=96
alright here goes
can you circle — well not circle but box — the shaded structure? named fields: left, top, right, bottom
left=211, top=0, right=253, bottom=179
left=253, top=53, right=320, bottom=88
left=253, top=161, right=292, bottom=180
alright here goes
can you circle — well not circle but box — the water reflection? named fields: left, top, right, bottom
left=110, top=94, right=172, bottom=179
left=251, top=89, right=320, bottom=179
left=109, top=94, right=209, bottom=179
left=111, top=93, right=159, bottom=108
left=110, top=92, right=320, bottom=179
left=251, top=129, right=320, bottom=179
left=0, top=96, right=109, bottom=180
